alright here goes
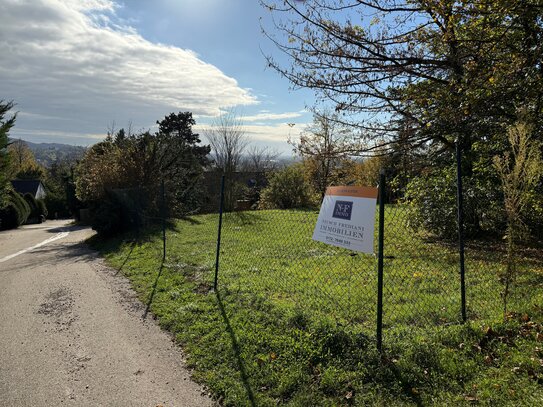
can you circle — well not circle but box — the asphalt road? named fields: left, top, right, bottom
left=0, top=220, right=214, bottom=407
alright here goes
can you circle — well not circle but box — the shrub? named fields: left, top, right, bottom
left=12, top=191, right=30, bottom=224
left=24, top=193, right=39, bottom=219
left=91, top=198, right=122, bottom=237
left=0, top=189, right=30, bottom=229
left=44, top=191, right=70, bottom=219
left=404, top=166, right=504, bottom=239
left=36, top=199, right=48, bottom=219
left=0, top=203, right=19, bottom=230
left=91, top=188, right=146, bottom=236
left=259, top=164, right=317, bottom=209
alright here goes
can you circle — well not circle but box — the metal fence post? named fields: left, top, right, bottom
left=161, top=179, right=166, bottom=261
left=377, top=169, right=386, bottom=352
left=456, top=141, right=467, bottom=322
left=214, top=175, right=226, bottom=291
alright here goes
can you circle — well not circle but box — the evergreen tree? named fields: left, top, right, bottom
left=0, top=100, right=16, bottom=206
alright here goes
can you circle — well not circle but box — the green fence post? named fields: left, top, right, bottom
left=214, top=175, right=226, bottom=291
left=161, top=179, right=166, bottom=261
left=456, top=141, right=467, bottom=322
left=377, top=169, right=386, bottom=352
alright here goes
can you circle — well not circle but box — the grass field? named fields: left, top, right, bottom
left=92, top=206, right=543, bottom=406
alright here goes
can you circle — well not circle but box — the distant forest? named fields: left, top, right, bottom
left=8, top=138, right=86, bottom=167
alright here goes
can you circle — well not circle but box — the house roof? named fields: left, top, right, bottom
left=11, top=180, right=44, bottom=196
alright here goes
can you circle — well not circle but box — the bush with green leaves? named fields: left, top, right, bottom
left=259, top=164, right=317, bottom=209
left=44, top=191, right=70, bottom=219
left=91, top=188, right=147, bottom=236
left=23, top=193, right=39, bottom=218
left=91, top=198, right=122, bottom=237
left=0, top=189, right=30, bottom=230
left=404, top=166, right=505, bottom=239
left=37, top=199, right=48, bottom=219
left=23, top=194, right=48, bottom=221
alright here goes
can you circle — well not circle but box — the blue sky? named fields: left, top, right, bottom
left=0, top=0, right=315, bottom=154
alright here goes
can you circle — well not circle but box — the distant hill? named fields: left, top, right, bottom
left=9, top=139, right=87, bottom=167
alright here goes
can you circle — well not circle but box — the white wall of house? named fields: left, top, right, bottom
left=36, top=183, right=46, bottom=200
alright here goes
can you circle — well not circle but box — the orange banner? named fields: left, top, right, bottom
left=325, top=186, right=378, bottom=199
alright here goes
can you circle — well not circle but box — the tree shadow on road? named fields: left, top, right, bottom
left=0, top=242, right=98, bottom=273
left=45, top=224, right=90, bottom=234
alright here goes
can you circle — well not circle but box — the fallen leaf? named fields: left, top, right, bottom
left=464, top=395, right=479, bottom=402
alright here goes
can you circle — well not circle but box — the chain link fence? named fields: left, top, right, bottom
left=118, top=163, right=542, bottom=350
left=462, top=203, right=543, bottom=322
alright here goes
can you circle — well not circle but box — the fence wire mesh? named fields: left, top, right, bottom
left=219, top=209, right=378, bottom=327
left=381, top=206, right=461, bottom=329
left=463, top=196, right=543, bottom=321
left=122, top=169, right=542, bottom=348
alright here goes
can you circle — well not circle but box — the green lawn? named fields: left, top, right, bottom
left=92, top=206, right=543, bottom=406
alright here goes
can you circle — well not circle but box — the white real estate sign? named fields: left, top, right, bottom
left=312, top=186, right=378, bottom=254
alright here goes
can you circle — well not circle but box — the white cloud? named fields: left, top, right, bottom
left=64, top=0, right=117, bottom=12
left=0, top=0, right=257, bottom=143
left=242, top=111, right=303, bottom=123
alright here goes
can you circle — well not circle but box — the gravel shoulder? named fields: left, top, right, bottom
left=0, top=221, right=214, bottom=407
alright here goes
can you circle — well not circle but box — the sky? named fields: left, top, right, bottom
left=0, top=0, right=316, bottom=154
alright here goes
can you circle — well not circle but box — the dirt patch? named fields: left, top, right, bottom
left=37, top=287, right=77, bottom=330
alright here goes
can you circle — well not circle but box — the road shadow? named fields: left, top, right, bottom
left=0, top=241, right=98, bottom=273
left=45, top=224, right=90, bottom=234
left=215, top=291, right=256, bottom=407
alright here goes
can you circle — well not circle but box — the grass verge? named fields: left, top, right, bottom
left=90, top=207, right=543, bottom=406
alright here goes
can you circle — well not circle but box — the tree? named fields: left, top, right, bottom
left=45, top=159, right=79, bottom=219
left=259, top=163, right=316, bottom=209
left=290, top=110, right=361, bottom=197
left=242, top=145, right=281, bottom=173
left=76, top=112, right=211, bottom=234
left=8, top=139, right=45, bottom=180
left=262, top=1, right=543, bottom=158
left=0, top=100, right=16, bottom=205
left=204, top=110, right=249, bottom=210
left=75, top=140, right=122, bottom=203
left=263, top=1, right=543, bottom=238
left=155, top=112, right=211, bottom=214
left=205, top=110, right=248, bottom=174
left=493, top=121, right=543, bottom=317
left=344, top=155, right=389, bottom=190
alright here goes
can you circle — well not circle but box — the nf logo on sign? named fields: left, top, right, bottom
left=312, top=186, right=378, bottom=253
left=332, top=201, right=353, bottom=220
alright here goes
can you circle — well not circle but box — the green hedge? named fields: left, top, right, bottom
left=0, top=189, right=30, bottom=230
